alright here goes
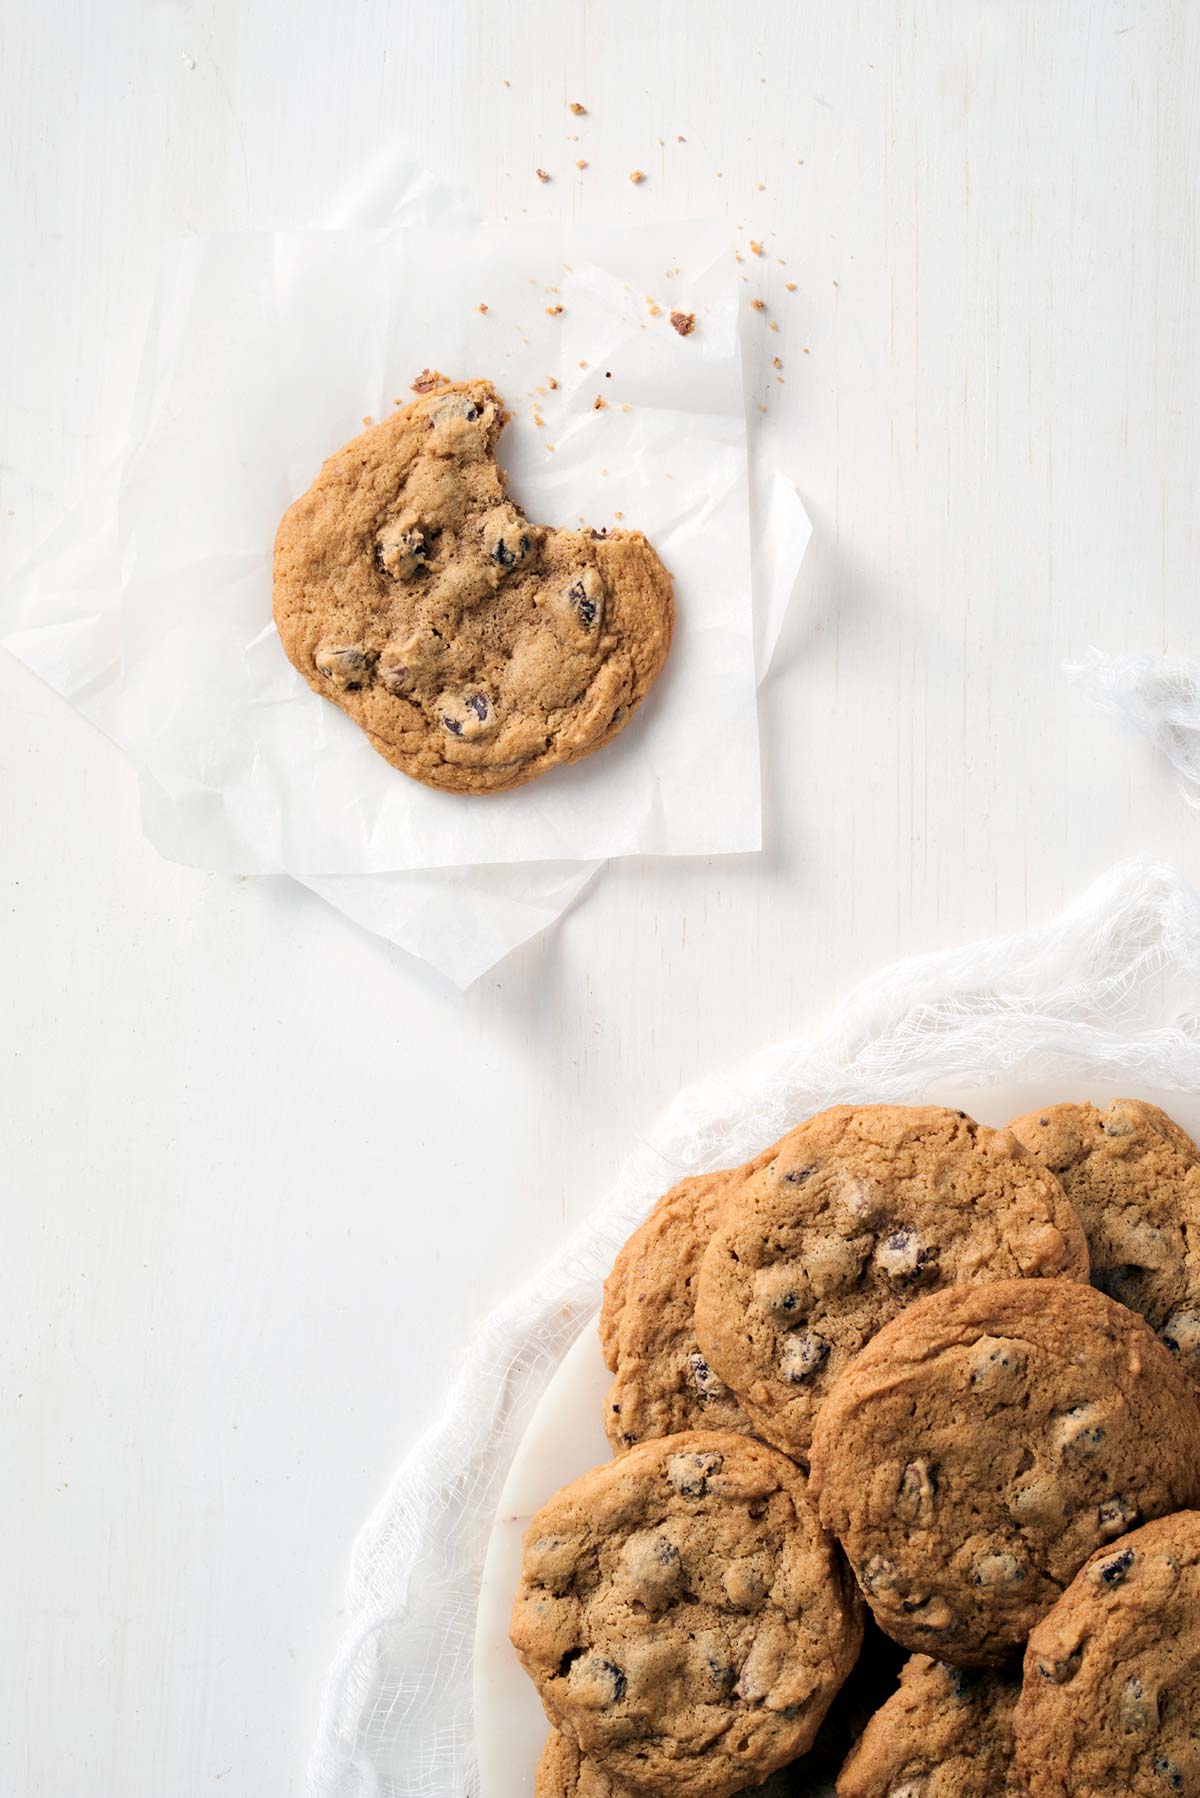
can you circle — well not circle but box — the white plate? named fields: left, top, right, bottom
left=474, top=1083, right=1200, bottom=1797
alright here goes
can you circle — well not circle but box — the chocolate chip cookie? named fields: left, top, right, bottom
left=693, top=1106, right=1089, bottom=1462
left=1013, top=1510, right=1200, bottom=1797
left=835, top=1655, right=1021, bottom=1797
left=534, top=1729, right=799, bottom=1798
left=808, top=1280, right=1200, bottom=1667
left=600, top=1168, right=768, bottom=1454
left=1007, top=1099, right=1200, bottom=1398
left=509, top=1431, right=863, bottom=1798
left=273, top=378, right=674, bottom=793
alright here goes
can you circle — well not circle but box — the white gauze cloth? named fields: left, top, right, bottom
left=1068, top=649, right=1200, bottom=805
left=308, top=856, right=1200, bottom=1798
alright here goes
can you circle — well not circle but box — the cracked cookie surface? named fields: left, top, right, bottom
left=1013, top=1510, right=1200, bottom=1798
left=509, top=1431, right=862, bottom=1798
left=273, top=379, right=674, bottom=793
left=1007, top=1098, right=1200, bottom=1400
left=808, top=1279, right=1200, bottom=1668
left=693, top=1105, right=1089, bottom=1462
left=835, top=1654, right=1021, bottom=1797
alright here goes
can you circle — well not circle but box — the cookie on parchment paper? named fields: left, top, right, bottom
left=274, top=379, right=673, bottom=794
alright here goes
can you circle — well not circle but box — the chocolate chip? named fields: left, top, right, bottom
left=1093, top=1547, right=1136, bottom=1588
left=705, top=1655, right=737, bottom=1688
left=1162, top=1308, right=1200, bottom=1363
left=568, top=579, right=598, bottom=625
left=1155, top=1756, right=1183, bottom=1789
left=667, top=1451, right=722, bottom=1497
left=875, top=1227, right=939, bottom=1284
left=1119, top=1674, right=1159, bottom=1732
left=316, top=645, right=372, bottom=690
left=442, top=714, right=464, bottom=736
left=466, top=693, right=489, bottom=721
left=974, top=1551, right=1024, bottom=1587
left=493, top=538, right=517, bottom=568
left=1052, top=1404, right=1107, bottom=1457
left=863, top=1555, right=901, bottom=1595
left=569, top=1655, right=626, bottom=1706
left=780, top=1332, right=829, bottom=1385
left=687, top=1351, right=728, bottom=1398
left=1097, top=1495, right=1139, bottom=1539
left=782, top=1163, right=815, bottom=1185
left=375, top=524, right=431, bottom=581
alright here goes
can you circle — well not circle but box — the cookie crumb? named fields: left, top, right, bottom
left=772, top=355, right=783, bottom=369
left=578, top=359, right=589, bottom=368
left=629, top=169, right=646, bottom=184
left=536, top=168, right=551, bottom=183
left=803, top=345, right=810, bottom=354
left=619, top=402, right=631, bottom=412
left=533, top=413, right=545, bottom=428
left=676, top=134, right=686, bottom=142
left=502, top=78, right=510, bottom=87
left=569, top=100, right=587, bottom=115
left=758, top=401, right=767, bottom=412
left=657, top=135, right=664, bottom=146
left=410, top=368, right=445, bottom=394
left=768, top=320, right=779, bottom=332
left=547, top=375, right=559, bottom=389
left=545, top=304, right=564, bottom=317
left=749, top=239, right=764, bottom=256
left=669, top=310, right=696, bottom=337
left=756, top=182, right=765, bottom=192
left=575, top=159, right=588, bottom=170
left=593, top=395, right=608, bottom=410
left=477, top=303, right=489, bottom=314
left=361, top=416, right=373, bottom=427
left=786, top=281, right=798, bottom=292
left=750, top=299, right=767, bottom=313
left=614, top=510, right=624, bottom=519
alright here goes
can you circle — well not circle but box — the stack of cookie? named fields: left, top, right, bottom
left=509, top=1102, right=1200, bottom=1795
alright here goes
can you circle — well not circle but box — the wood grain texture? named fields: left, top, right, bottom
left=3, top=1, right=1200, bottom=1792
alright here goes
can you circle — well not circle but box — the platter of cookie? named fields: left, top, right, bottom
left=476, top=1088, right=1200, bottom=1796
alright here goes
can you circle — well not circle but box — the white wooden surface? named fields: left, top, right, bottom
left=3, top=3, right=1200, bottom=1793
